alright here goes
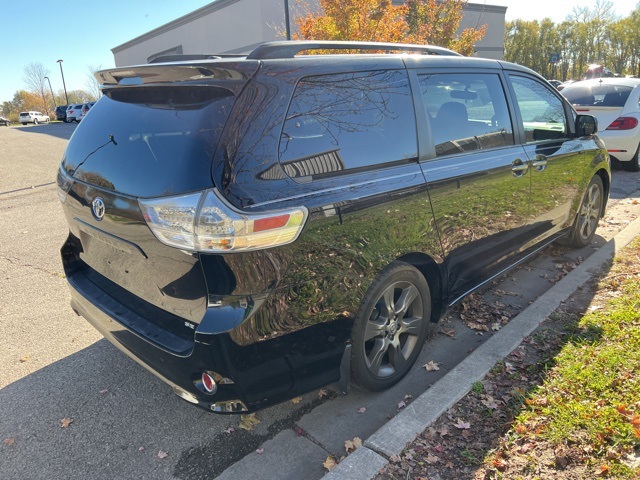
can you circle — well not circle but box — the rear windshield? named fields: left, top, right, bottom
left=562, top=83, right=632, bottom=107
left=62, top=86, right=235, bottom=197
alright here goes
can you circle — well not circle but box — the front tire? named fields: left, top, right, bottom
left=351, top=262, right=431, bottom=391
left=568, top=175, right=604, bottom=248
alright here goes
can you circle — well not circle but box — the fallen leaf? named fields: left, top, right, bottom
left=389, top=454, right=401, bottom=463
left=99, top=388, right=109, bottom=394
left=291, top=397, right=302, bottom=405
left=256, top=448, right=264, bottom=454
left=481, top=397, right=499, bottom=410
left=425, top=454, right=439, bottom=464
left=317, top=389, right=328, bottom=398
left=357, top=407, right=366, bottom=414
left=323, top=456, right=337, bottom=471
left=239, top=413, right=261, bottom=431
left=397, top=400, right=406, bottom=410
left=225, top=426, right=235, bottom=434
left=423, top=360, right=440, bottom=371
left=437, top=426, right=449, bottom=437
left=598, top=464, right=610, bottom=476
left=466, top=321, right=489, bottom=331
left=158, top=450, right=169, bottom=459
left=344, top=437, right=362, bottom=453
left=439, top=328, right=456, bottom=337
left=453, top=418, right=471, bottom=429
left=3, top=438, right=15, bottom=446
left=491, top=323, right=501, bottom=331
left=138, top=446, right=145, bottom=452
left=60, top=418, right=73, bottom=428
left=19, top=356, right=29, bottom=363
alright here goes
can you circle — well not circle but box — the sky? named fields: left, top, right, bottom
left=1, top=0, right=638, bottom=105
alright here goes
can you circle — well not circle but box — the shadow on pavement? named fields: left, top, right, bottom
left=0, top=338, right=309, bottom=480
left=14, top=122, right=76, bottom=141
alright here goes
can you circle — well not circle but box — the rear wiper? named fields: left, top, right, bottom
left=70, top=135, right=118, bottom=176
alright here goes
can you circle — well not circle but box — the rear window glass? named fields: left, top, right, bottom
left=62, top=86, right=234, bottom=197
left=562, top=84, right=632, bottom=107
left=279, top=70, right=417, bottom=180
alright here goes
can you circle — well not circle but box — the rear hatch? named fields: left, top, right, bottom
left=562, top=82, right=633, bottom=129
left=59, top=61, right=258, bottom=328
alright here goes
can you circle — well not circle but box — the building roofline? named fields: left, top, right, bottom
left=466, top=2, right=507, bottom=14
left=111, top=0, right=507, bottom=55
left=111, top=0, right=241, bottom=54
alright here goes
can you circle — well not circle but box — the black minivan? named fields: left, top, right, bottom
left=58, top=41, right=610, bottom=413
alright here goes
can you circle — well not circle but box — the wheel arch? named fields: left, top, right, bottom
left=595, top=167, right=610, bottom=216
left=395, top=252, right=445, bottom=323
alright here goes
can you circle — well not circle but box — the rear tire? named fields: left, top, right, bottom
left=621, top=144, right=640, bottom=172
left=350, top=262, right=431, bottom=391
left=568, top=175, right=604, bottom=248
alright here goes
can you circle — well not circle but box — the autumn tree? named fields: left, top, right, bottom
left=294, top=0, right=486, bottom=55
left=504, top=1, right=640, bottom=80
left=405, top=0, right=485, bottom=56
left=22, top=62, right=51, bottom=115
left=296, top=0, right=408, bottom=44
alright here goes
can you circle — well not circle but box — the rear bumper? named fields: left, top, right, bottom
left=599, top=131, right=639, bottom=162
left=61, top=234, right=348, bottom=413
left=65, top=264, right=251, bottom=413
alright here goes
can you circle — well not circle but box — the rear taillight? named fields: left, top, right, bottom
left=606, top=117, right=639, bottom=130
left=139, top=189, right=308, bottom=253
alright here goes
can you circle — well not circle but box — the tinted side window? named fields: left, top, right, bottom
left=509, top=75, right=567, bottom=143
left=418, top=73, right=514, bottom=157
left=279, top=70, right=417, bottom=179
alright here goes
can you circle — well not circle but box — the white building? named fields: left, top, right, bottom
left=112, top=0, right=506, bottom=67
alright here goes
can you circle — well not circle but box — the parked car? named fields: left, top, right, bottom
left=561, top=77, right=640, bottom=171
left=57, top=41, right=610, bottom=413
left=55, top=105, right=69, bottom=122
left=77, top=101, right=96, bottom=121
left=19, top=111, right=50, bottom=125
left=0, top=116, right=9, bottom=126
left=547, top=79, right=562, bottom=89
left=65, top=104, right=84, bottom=123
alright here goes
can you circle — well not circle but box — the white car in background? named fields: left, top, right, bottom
left=66, top=104, right=85, bottom=123
left=18, top=111, right=50, bottom=125
left=561, top=78, right=640, bottom=171
left=77, top=101, right=96, bottom=121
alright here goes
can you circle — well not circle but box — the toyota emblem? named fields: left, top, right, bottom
left=92, top=197, right=106, bottom=220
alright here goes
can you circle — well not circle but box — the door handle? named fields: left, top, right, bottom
left=532, top=154, right=548, bottom=171
left=511, top=159, right=529, bottom=177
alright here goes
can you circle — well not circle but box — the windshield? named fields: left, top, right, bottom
left=562, top=83, right=632, bottom=107
left=62, top=86, right=235, bottom=197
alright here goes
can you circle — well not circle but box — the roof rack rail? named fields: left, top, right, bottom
left=149, top=53, right=244, bottom=64
left=246, top=40, right=462, bottom=60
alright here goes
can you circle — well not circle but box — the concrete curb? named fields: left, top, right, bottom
left=326, top=215, right=640, bottom=479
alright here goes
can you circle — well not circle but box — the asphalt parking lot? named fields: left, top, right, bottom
left=2, top=122, right=640, bottom=480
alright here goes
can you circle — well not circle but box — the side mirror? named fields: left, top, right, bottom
left=576, top=114, right=598, bottom=136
